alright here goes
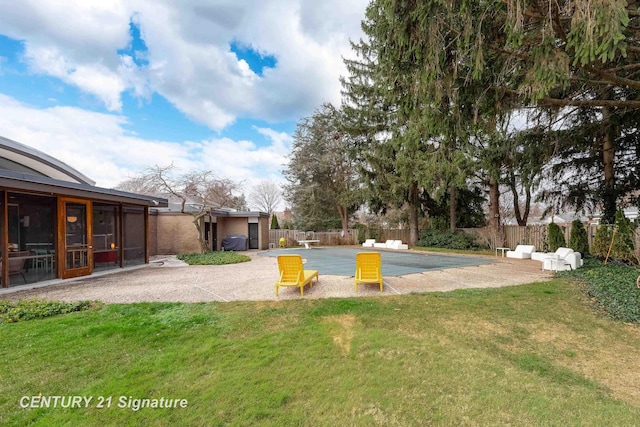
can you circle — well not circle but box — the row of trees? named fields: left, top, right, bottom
left=284, top=0, right=640, bottom=245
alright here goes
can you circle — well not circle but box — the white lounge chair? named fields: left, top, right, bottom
left=389, top=240, right=408, bottom=250
left=506, top=245, right=535, bottom=259
left=362, top=239, right=376, bottom=248
left=531, top=247, right=570, bottom=261
left=534, top=247, right=583, bottom=271
left=564, top=252, right=583, bottom=270
left=374, top=240, right=394, bottom=249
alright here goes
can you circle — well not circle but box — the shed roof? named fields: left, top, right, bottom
left=211, top=209, right=269, bottom=218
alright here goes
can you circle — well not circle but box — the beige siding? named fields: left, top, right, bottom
left=155, top=214, right=200, bottom=254
left=148, top=213, right=158, bottom=256
left=219, top=217, right=248, bottom=240
left=151, top=212, right=269, bottom=253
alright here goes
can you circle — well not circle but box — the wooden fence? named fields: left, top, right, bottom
left=378, top=228, right=412, bottom=243
left=269, top=229, right=358, bottom=247
left=270, top=224, right=639, bottom=256
left=269, top=228, right=413, bottom=247
left=460, top=223, right=602, bottom=250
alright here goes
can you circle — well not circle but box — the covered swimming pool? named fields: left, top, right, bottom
left=259, top=247, right=491, bottom=276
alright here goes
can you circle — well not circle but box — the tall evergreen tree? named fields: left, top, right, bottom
left=342, top=0, right=511, bottom=243
left=283, top=103, right=363, bottom=232
left=342, top=0, right=640, bottom=238
left=497, top=1, right=640, bottom=221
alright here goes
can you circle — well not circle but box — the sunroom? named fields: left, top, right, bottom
left=0, top=136, right=167, bottom=288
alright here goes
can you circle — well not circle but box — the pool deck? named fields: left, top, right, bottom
left=1, top=248, right=554, bottom=303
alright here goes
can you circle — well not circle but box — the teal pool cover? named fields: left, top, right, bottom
left=259, top=247, right=491, bottom=276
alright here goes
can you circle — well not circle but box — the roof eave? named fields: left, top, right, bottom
left=0, top=170, right=168, bottom=207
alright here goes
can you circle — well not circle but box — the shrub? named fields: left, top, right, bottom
left=548, top=222, right=566, bottom=251
left=591, top=224, right=612, bottom=258
left=176, top=252, right=251, bottom=265
left=417, top=229, right=484, bottom=250
left=569, top=220, right=590, bottom=256
left=270, top=215, right=280, bottom=230
left=539, top=224, right=549, bottom=252
left=590, top=210, right=637, bottom=264
left=561, top=259, right=640, bottom=323
left=360, top=224, right=383, bottom=243
left=0, top=299, right=94, bottom=323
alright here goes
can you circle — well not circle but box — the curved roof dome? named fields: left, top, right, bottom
left=0, top=135, right=95, bottom=185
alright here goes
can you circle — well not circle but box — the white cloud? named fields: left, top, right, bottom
left=1, top=0, right=132, bottom=109
left=23, top=44, right=127, bottom=111
left=0, top=94, right=291, bottom=190
left=0, top=0, right=368, bottom=129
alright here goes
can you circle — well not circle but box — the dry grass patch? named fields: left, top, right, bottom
left=323, top=314, right=357, bottom=355
left=528, top=323, right=640, bottom=405
left=437, top=313, right=640, bottom=406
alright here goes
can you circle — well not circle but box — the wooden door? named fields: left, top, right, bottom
left=58, top=198, right=93, bottom=279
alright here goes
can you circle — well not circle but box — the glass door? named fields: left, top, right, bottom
left=248, top=223, right=259, bottom=249
left=58, top=198, right=93, bottom=279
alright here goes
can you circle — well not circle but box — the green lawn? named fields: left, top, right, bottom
left=2, top=279, right=640, bottom=426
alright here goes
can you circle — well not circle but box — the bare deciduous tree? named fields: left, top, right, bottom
left=116, top=165, right=239, bottom=253
left=248, top=181, right=282, bottom=214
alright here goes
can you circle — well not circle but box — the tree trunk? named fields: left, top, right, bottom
left=510, top=176, right=531, bottom=226
left=522, top=186, right=531, bottom=226
left=601, top=105, right=617, bottom=224
left=449, top=185, right=457, bottom=231
left=192, top=213, right=208, bottom=253
left=338, top=205, right=349, bottom=234
left=408, top=182, right=420, bottom=246
left=488, top=178, right=501, bottom=247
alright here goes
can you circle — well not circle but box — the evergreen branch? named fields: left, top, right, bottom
left=503, top=89, right=640, bottom=108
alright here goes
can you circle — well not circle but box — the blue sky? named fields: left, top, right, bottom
left=0, top=1, right=367, bottom=207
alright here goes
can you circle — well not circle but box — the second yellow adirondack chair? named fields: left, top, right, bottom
left=275, top=254, right=319, bottom=296
left=354, top=252, right=383, bottom=292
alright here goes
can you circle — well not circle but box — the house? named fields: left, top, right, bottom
left=0, top=136, right=167, bottom=288
left=149, top=202, right=270, bottom=253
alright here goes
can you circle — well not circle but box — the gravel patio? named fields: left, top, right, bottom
left=0, top=249, right=554, bottom=303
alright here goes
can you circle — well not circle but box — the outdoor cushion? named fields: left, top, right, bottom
left=555, top=247, right=574, bottom=259
left=374, top=240, right=394, bottom=248
left=564, top=252, right=583, bottom=270
left=536, top=247, right=582, bottom=270
left=531, top=247, right=574, bottom=262
left=506, top=245, right=535, bottom=259
left=531, top=252, right=548, bottom=262
left=389, top=240, right=408, bottom=250
left=362, top=239, right=376, bottom=248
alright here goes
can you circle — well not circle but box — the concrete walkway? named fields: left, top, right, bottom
left=0, top=251, right=554, bottom=303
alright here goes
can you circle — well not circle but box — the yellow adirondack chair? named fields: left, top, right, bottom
left=354, top=252, right=383, bottom=292
left=275, top=254, right=319, bottom=296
